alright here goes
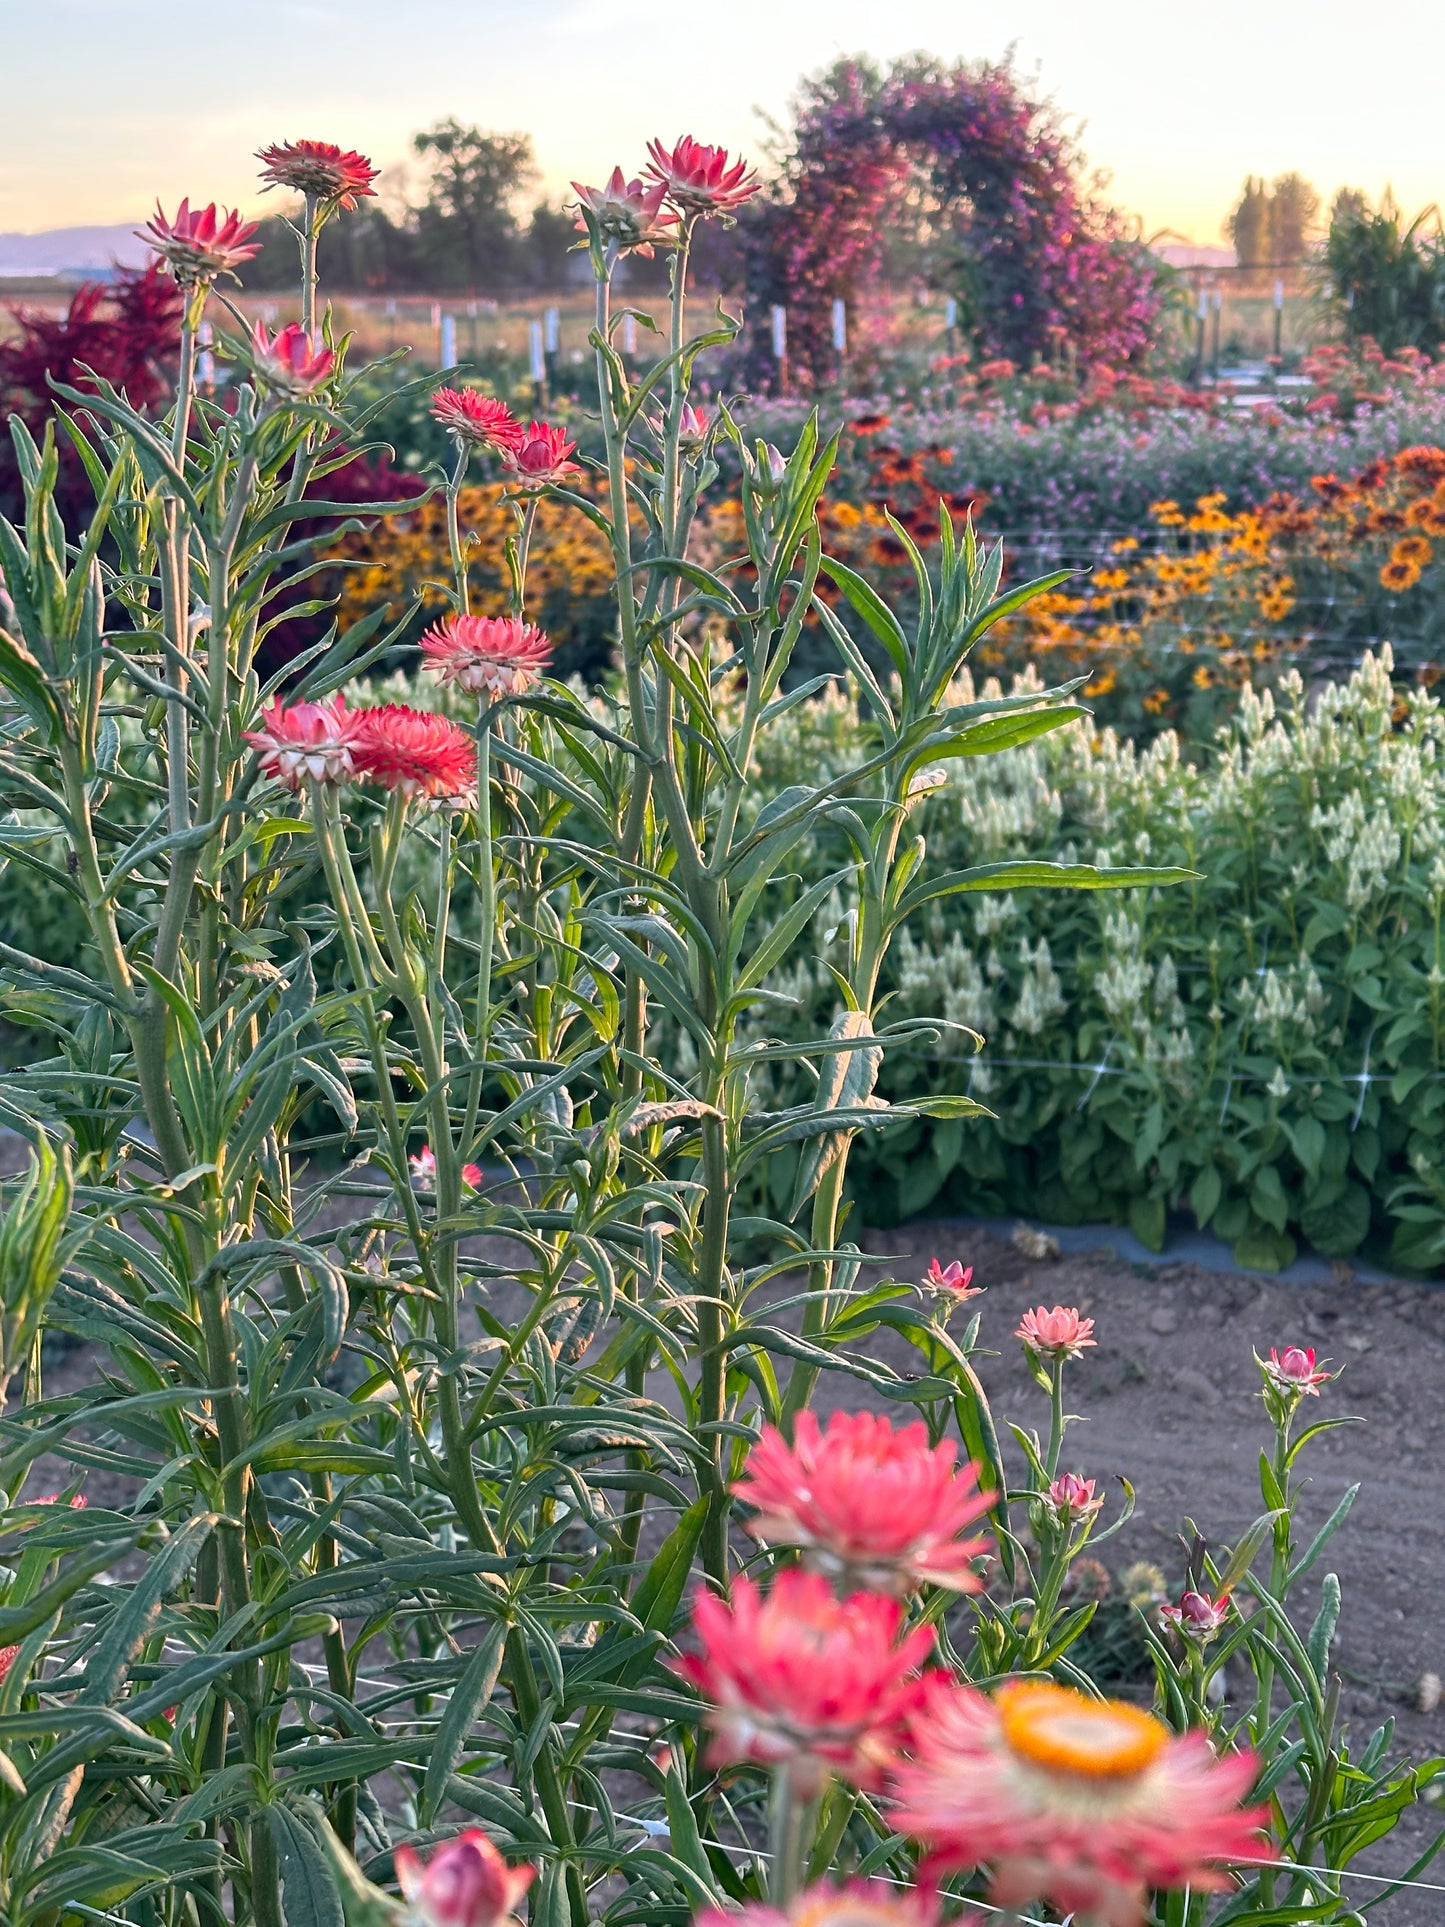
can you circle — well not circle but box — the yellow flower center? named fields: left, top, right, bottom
left=998, top=1683, right=1167, bottom=1780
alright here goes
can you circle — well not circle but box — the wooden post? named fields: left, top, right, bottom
left=1273, top=278, right=1284, bottom=371
left=771, top=303, right=787, bottom=396
left=440, top=313, right=457, bottom=371
left=831, top=296, right=847, bottom=382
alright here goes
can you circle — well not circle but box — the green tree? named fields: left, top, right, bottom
left=1268, top=171, right=1319, bottom=264
left=1228, top=175, right=1273, bottom=267
left=1228, top=172, right=1320, bottom=267
left=413, top=117, right=538, bottom=289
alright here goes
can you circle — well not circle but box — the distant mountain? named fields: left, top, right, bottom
left=1155, top=243, right=1236, bottom=270
left=0, top=224, right=149, bottom=278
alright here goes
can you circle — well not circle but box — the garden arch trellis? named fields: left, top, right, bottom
left=743, top=56, right=1162, bottom=387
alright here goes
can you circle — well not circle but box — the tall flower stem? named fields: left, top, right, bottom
left=299, top=195, right=320, bottom=337
left=445, top=442, right=470, bottom=612
left=766, top=1771, right=809, bottom=1907
left=461, top=712, right=495, bottom=1163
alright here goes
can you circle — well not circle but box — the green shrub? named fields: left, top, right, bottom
left=735, top=647, right=1445, bottom=1271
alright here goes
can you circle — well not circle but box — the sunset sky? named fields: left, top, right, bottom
left=1, top=0, right=1439, bottom=245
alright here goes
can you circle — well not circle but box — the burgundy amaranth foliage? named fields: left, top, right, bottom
left=744, top=56, right=1162, bottom=389
left=0, top=264, right=184, bottom=518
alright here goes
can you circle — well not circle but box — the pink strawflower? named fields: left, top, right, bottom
left=696, top=1882, right=951, bottom=1927
left=419, top=615, right=553, bottom=700
left=1044, top=1472, right=1103, bottom=1526
left=892, top=1677, right=1270, bottom=1927
left=410, top=1146, right=483, bottom=1193
left=572, top=167, right=679, bottom=255
left=33, top=1494, right=86, bottom=1508
left=394, top=1829, right=533, bottom=1927
left=505, top=422, right=581, bottom=489
left=250, top=321, right=335, bottom=396
left=353, top=705, right=477, bottom=802
left=1016, top=1304, right=1096, bottom=1361
left=1161, top=1590, right=1232, bottom=1641
left=670, top=1567, right=934, bottom=1797
left=922, top=1259, right=982, bottom=1304
left=644, top=136, right=760, bottom=216
left=1260, top=1346, right=1332, bottom=1397
left=0, top=1648, right=18, bottom=1685
left=431, top=388, right=525, bottom=452
left=256, top=139, right=380, bottom=210
left=732, top=1411, right=993, bottom=1595
left=140, top=200, right=259, bottom=286
left=244, top=696, right=364, bottom=790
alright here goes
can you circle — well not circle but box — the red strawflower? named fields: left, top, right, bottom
left=250, top=321, right=335, bottom=396
left=244, top=696, right=364, bottom=790
left=256, top=139, right=380, bottom=210
left=572, top=167, right=679, bottom=255
left=0, top=1648, right=18, bottom=1685
left=140, top=200, right=259, bottom=286
left=670, top=1567, right=934, bottom=1797
left=1016, top=1304, right=1096, bottom=1361
left=892, top=1677, right=1270, bottom=1927
left=430, top=388, right=525, bottom=452
left=419, top=614, right=552, bottom=700
left=644, top=136, right=760, bottom=215
left=409, top=1145, right=483, bottom=1192
left=733, top=1411, right=993, bottom=1595
left=505, top=422, right=581, bottom=489
left=353, top=705, right=477, bottom=802
left=394, top=1829, right=534, bottom=1927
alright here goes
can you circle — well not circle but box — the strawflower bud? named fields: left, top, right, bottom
left=140, top=200, right=260, bottom=287
left=1160, top=1589, right=1232, bottom=1641
left=1259, top=1345, right=1333, bottom=1399
left=250, top=321, right=335, bottom=396
left=1043, top=1472, right=1104, bottom=1527
left=922, top=1258, right=981, bottom=1305
left=394, top=1829, right=533, bottom=1927
left=505, top=422, right=581, bottom=489
left=572, top=167, right=679, bottom=255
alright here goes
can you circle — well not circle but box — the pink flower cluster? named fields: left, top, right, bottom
left=429, top=389, right=579, bottom=488
left=244, top=696, right=475, bottom=802
left=669, top=1363, right=1268, bottom=1924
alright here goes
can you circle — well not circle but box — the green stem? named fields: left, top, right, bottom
left=445, top=442, right=470, bottom=612
left=299, top=198, right=320, bottom=339
left=1045, top=1356, right=1066, bottom=1481
left=766, top=1770, right=809, bottom=1906
left=696, top=1111, right=732, bottom=1586
left=461, top=715, right=495, bottom=1161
